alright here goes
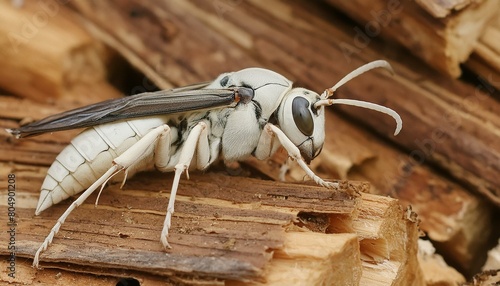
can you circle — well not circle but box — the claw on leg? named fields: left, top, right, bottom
left=160, top=167, right=184, bottom=250
left=33, top=165, right=121, bottom=268
left=160, top=211, right=173, bottom=249
left=266, top=123, right=342, bottom=191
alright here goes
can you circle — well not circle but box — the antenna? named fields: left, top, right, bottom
left=314, top=60, right=402, bottom=136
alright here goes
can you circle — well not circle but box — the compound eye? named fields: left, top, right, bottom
left=292, top=97, right=314, bottom=136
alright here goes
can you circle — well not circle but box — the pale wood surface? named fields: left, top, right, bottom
left=482, top=239, right=500, bottom=271
left=418, top=240, right=466, bottom=286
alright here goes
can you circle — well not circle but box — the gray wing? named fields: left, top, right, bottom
left=8, top=84, right=254, bottom=138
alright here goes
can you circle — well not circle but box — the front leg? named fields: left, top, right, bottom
left=253, top=122, right=282, bottom=160
left=264, top=123, right=339, bottom=189
left=253, top=124, right=290, bottom=181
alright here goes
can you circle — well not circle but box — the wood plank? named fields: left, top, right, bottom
left=0, top=161, right=365, bottom=283
left=0, top=159, right=426, bottom=284
left=325, top=0, right=500, bottom=77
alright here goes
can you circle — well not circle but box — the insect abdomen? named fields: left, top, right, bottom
left=35, top=117, right=168, bottom=215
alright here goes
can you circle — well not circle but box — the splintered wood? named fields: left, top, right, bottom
left=418, top=239, right=466, bottom=285
left=0, top=161, right=421, bottom=285
left=466, top=13, right=500, bottom=89
left=325, top=0, right=500, bottom=77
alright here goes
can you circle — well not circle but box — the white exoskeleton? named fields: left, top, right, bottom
left=7, top=60, right=402, bottom=268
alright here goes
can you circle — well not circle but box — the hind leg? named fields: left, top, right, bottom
left=33, top=124, right=171, bottom=268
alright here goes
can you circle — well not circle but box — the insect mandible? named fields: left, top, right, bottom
left=7, top=60, right=402, bottom=268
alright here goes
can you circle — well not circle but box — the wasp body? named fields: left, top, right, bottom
left=7, top=61, right=402, bottom=268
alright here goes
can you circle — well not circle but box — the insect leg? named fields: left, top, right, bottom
left=33, top=124, right=170, bottom=268
left=253, top=123, right=282, bottom=160
left=153, top=125, right=172, bottom=171
left=254, top=124, right=291, bottom=181
left=160, top=121, right=208, bottom=249
left=264, top=123, right=339, bottom=189
left=194, top=122, right=211, bottom=170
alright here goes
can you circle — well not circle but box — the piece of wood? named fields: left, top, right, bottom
left=355, top=195, right=424, bottom=286
left=325, top=0, right=500, bottom=77
left=0, top=1, right=113, bottom=102
left=469, top=269, right=500, bottom=286
left=0, top=166, right=359, bottom=279
left=318, top=111, right=493, bottom=273
left=466, top=13, right=500, bottom=89
left=482, top=239, right=500, bottom=271
left=2, top=94, right=479, bottom=278
left=0, top=259, right=154, bottom=286
left=0, top=157, right=424, bottom=284
left=248, top=108, right=493, bottom=274
left=228, top=232, right=362, bottom=286
left=416, top=0, right=481, bottom=18
left=0, top=89, right=420, bottom=284
left=418, top=239, right=466, bottom=286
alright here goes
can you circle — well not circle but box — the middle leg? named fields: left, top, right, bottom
left=160, top=121, right=210, bottom=249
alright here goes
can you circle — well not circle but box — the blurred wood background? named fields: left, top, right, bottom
left=0, top=0, right=499, bottom=285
